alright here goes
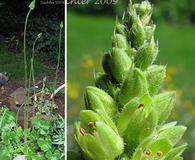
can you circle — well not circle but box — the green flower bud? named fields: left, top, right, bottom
left=29, top=0, right=35, bottom=10
left=79, top=110, right=101, bottom=129
left=37, top=33, right=42, bottom=39
left=115, top=23, right=126, bottom=36
left=60, top=21, right=64, bottom=28
left=146, top=138, right=172, bottom=155
left=118, top=68, right=148, bottom=106
left=144, top=25, right=156, bottom=41
left=134, top=1, right=152, bottom=25
left=154, top=91, right=176, bottom=125
left=135, top=37, right=158, bottom=70
left=129, top=14, right=145, bottom=48
left=110, top=48, right=132, bottom=83
left=145, top=65, right=166, bottom=95
left=95, top=73, right=117, bottom=98
left=84, top=86, right=117, bottom=118
left=112, top=34, right=128, bottom=49
left=75, top=122, right=124, bottom=160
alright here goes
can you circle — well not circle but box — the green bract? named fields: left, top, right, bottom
left=74, top=1, right=187, bottom=160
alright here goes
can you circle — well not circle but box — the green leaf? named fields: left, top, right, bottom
left=145, top=65, right=166, bottom=95
left=38, top=138, right=52, bottom=152
left=16, top=127, right=23, bottom=138
left=32, top=116, right=51, bottom=135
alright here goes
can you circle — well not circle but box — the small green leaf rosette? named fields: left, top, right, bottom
left=74, top=1, right=187, bottom=160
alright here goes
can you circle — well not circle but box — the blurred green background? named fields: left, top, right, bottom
left=68, top=0, right=195, bottom=159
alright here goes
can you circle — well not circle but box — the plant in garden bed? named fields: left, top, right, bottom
left=0, top=107, right=64, bottom=159
left=0, top=0, right=64, bottom=159
left=74, top=1, right=187, bottom=160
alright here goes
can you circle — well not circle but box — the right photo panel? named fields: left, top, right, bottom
left=67, top=0, right=195, bottom=160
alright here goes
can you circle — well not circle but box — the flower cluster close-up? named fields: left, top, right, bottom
left=72, top=1, right=187, bottom=160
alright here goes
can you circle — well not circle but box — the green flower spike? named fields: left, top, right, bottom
left=74, top=1, right=187, bottom=160
left=29, top=0, right=35, bottom=10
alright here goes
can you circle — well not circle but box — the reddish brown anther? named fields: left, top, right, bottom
left=157, top=150, right=163, bottom=156
left=80, top=128, right=86, bottom=136
left=138, top=103, right=145, bottom=109
left=88, top=121, right=95, bottom=128
left=146, top=149, right=152, bottom=155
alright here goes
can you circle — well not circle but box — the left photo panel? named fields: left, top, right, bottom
left=0, top=0, right=65, bottom=159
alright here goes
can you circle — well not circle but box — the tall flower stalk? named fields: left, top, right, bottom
left=74, top=1, right=187, bottom=160
left=23, top=0, right=35, bottom=137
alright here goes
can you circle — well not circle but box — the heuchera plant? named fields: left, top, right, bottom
left=74, top=1, right=187, bottom=160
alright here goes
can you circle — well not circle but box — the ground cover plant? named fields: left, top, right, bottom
left=73, top=1, right=187, bottom=160
left=0, top=0, right=65, bottom=159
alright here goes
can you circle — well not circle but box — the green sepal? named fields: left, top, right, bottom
left=145, top=65, right=166, bottom=95
left=135, top=37, right=158, bottom=70
left=123, top=108, right=157, bottom=153
left=84, top=86, right=117, bottom=118
left=154, top=91, right=176, bottom=125
left=118, top=68, right=148, bottom=106
left=157, top=125, right=187, bottom=146
left=164, top=143, right=187, bottom=160
left=117, top=98, right=139, bottom=136
left=144, top=25, right=156, bottom=41
left=158, top=121, right=177, bottom=132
